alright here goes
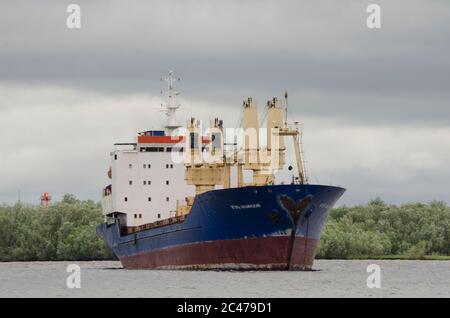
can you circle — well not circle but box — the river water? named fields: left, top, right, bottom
left=0, top=260, right=448, bottom=297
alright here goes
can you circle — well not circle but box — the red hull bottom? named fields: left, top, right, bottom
left=120, top=236, right=319, bottom=270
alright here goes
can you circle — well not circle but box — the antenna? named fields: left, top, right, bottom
left=284, top=91, right=288, bottom=127
left=160, top=70, right=182, bottom=134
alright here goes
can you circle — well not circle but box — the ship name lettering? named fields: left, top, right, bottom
left=230, top=203, right=261, bottom=210
left=319, top=203, right=330, bottom=209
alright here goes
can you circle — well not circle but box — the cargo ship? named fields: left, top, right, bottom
left=97, top=71, right=345, bottom=270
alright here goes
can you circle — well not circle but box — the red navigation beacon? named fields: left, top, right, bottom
left=40, top=192, right=51, bottom=208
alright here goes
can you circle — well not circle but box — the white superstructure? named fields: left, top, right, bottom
left=101, top=71, right=195, bottom=227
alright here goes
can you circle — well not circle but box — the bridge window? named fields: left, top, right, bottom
left=140, top=147, right=164, bottom=152
left=171, top=147, right=184, bottom=152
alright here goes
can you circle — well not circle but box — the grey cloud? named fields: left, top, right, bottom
left=0, top=0, right=449, bottom=204
left=1, top=0, right=449, bottom=126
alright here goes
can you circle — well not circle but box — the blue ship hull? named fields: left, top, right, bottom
left=97, top=184, right=345, bottom=270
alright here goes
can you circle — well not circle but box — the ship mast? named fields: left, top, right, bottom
left=161, top=70, right=182, bottom=135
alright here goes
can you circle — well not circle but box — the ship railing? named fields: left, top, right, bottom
left=113, top=143, right=137, bottom=151
left=125, top=215, right=187, bottom=234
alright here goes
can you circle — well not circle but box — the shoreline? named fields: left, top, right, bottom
left=1, top=256, right=450, bottom=263
left=319, top=255, right=450, bottom=261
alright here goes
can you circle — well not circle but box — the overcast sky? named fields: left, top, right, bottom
left=1, top=0, right=449, bottom=205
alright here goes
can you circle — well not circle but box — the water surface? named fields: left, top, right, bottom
left=0, top=260, right=448, bottom=297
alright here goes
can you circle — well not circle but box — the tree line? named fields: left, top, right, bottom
left=0, top=195, right=449, bottom=261
left=0, top=194, right=114, bottom=261
left=317, top=198, right=450, bottom=259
